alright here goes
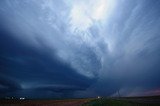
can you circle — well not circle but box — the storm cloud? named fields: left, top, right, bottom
left=0, top=0, right=160, bottom=98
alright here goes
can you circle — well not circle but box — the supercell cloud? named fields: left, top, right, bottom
left=0, top=0, right=160, bottom=98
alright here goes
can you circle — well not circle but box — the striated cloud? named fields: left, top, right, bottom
left=0, top=0, right=160, bottom=98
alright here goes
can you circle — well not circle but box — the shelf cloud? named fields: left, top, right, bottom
left=0, top=0, right=160, bottom=98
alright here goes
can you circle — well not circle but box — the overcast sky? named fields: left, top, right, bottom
left=0, top=0, right=160, bottom=98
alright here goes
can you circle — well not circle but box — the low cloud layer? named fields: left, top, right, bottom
left=0, top=0, right=160, bottom=98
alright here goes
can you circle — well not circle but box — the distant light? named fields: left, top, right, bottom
left=97, top=96, right=101, bottom=99
left=20, top=97, right=25, bottom=100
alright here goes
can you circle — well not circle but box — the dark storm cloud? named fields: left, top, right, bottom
left=0, top=27, right=95, bottom=98
left=0, top=0, right=160, bottom=98
left=0, top=75, right=21, bottom=94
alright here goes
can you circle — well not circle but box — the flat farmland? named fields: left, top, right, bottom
left=0, top=98, right=93, bottom=106
left=82, top=96, right=160, bottom=106
left=1, top=96, right=160, bottom=106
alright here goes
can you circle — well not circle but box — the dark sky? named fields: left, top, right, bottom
left=0, top=0, right=160, bottom=98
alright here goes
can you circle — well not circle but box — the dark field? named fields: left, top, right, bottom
left=83, top=96, right=160, bottom=106
left=0, top=98, right=92, bottom=106
left=1, top=96, right=160, bottom=106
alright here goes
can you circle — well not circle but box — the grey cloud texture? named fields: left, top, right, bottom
left=0, top=0, right=102, bottom=78
left=93, top=0, right=160, bottom=96
left=0, top=0, right=160, bottom=98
